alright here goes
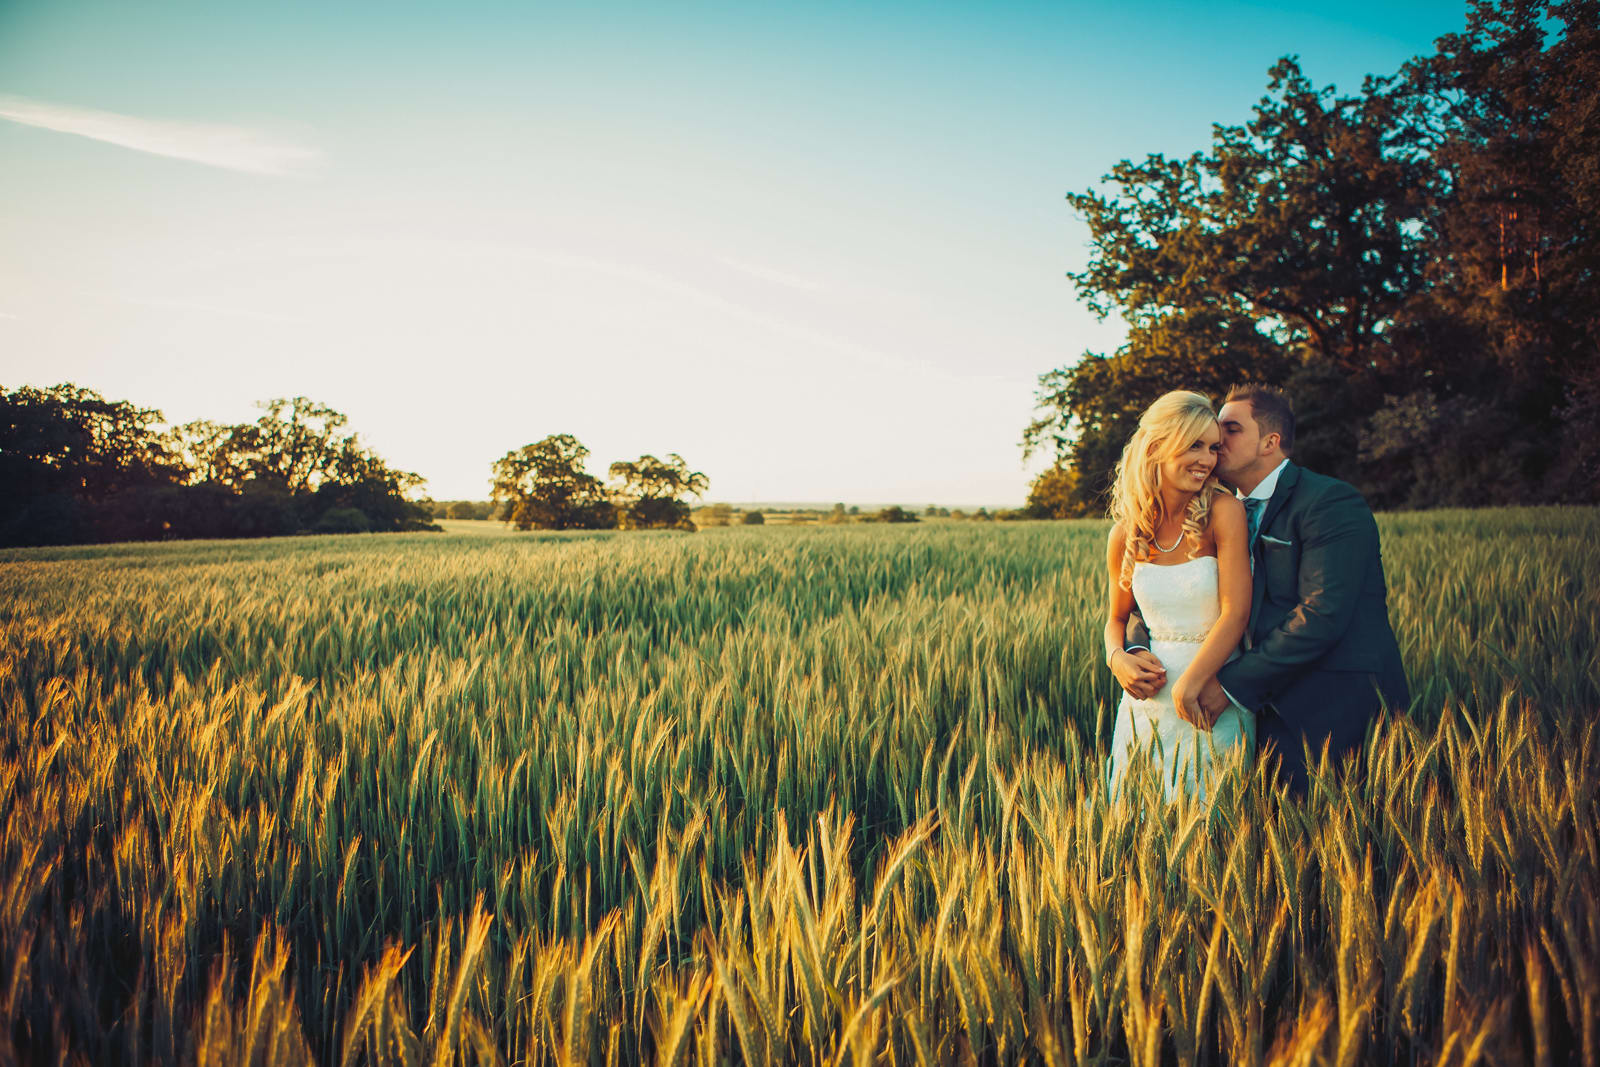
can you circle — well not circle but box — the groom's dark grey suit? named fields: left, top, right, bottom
left=1216, top=462, right=1409, bottom=793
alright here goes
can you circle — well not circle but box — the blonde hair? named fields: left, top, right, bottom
left=1108, top=390, right=1225, bottom=589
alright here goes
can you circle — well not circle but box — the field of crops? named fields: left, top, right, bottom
left=2, top=508, right=1597, bottom=1066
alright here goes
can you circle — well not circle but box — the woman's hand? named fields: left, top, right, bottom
left=1111, top=648, right=1167, bottom=699
left=1171, top=671, right=1213, bottom=731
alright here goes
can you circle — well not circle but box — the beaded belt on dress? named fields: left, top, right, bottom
left=1149, top=629, right=1209, bottom=643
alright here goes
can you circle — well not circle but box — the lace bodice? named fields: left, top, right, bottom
left=1131, top=556, right=1221, bottom=644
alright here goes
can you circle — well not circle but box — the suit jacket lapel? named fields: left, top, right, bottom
left=1256, top=462, right=1299, bottom=542
left=1245, top=462, right=1299, bottom=646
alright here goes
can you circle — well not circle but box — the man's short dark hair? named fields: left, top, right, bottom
left=1225, top=383, right=1295, bottom=453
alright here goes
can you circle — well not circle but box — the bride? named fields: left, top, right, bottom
left=1102, top=391, right=1254, bottom=802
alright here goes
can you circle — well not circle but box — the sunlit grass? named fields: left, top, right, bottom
left=1, top=508, right=1596, bottom=1064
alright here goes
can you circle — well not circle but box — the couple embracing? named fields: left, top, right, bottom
left=1101, top=384, right=1409, bottom=801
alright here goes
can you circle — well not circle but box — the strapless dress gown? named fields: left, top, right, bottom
left=1107, top=556, right=1255, bottom=802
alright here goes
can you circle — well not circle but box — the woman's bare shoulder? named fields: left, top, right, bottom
left=1208, top=492, right=1247, bottom=536
left=1210, top=493, right=1245, bottom=519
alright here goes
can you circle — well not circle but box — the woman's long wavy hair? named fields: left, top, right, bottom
left=1108, top=390, right=1224, bottom=590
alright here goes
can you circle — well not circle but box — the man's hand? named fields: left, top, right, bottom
left=1195, top=675, right=1234, bottom=728
left=1111, top=648, right=1166, bottom=699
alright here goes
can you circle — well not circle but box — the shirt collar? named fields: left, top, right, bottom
left=1242, top=458, right=1291, bottom=502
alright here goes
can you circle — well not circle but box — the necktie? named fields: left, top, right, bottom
left=1243, top=496, right=1265, bottom=546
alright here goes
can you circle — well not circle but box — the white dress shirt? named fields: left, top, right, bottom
left=1220, top=456, right=1291, bottom=711
left=1243, top=457, right=1291, bottom=507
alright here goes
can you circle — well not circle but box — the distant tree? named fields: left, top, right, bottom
left=847, top=505, right=860, bottom=516
left=431, top=499, right=494, bottom=519
left=741, top=511, right=765, bottom=525
left=222, top=398, right=350, bottom=495
left=491, top=434, right=616, bottom=530
left=950, top=509, right=967, bottom=520
left=168, top=419, right=246, bottom=487
left=701, top=502, right=734, bottom=527
left=973, top=508, right=992, bottom=522
left=1, top=384, right=183, bottom=545
left=608, top=453, right=709, bottom=530
left=824, top=503, right=849, bottom=525
left=874, top=506, right=918, bottom=524
left=442, top=500, right=493, bottom=520
left=1, top=384, right=180, bottom=498
left=312, top=440, right=433, bottom=531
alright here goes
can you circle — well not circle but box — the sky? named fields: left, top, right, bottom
left=1, top=0, right=1471, bottom=506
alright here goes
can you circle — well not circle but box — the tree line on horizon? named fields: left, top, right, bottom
left=0, top=385, right=439, bottom=547
left=1026, top=0, right=1598, bottom=516
left=0, top=384, right=724, bottom=547
left=0, top=378, right=1059, bottom=548
left=433, top=500, right=1025, bottom=526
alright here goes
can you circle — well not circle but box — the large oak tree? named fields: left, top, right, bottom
left=1030, top=0, right=1597, bottom=515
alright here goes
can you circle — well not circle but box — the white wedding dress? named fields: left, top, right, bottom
left=1108, top=556, right=1255, bottom=803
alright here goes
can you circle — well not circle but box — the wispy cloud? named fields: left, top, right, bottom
left=518, top=249, right=959, bottom=384
left=121, top=295, right=307, bottom=324
left=0, top=94, right=319, bottom=175
left=715, top=255, right=827, bottom=293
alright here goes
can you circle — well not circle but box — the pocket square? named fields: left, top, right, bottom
left=1260, top=534, right=1292, bottom=547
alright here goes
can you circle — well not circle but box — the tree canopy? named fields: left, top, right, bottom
left=1029, top=0, right=1598, bottom=515
left=609, top=454, right=708, bottom=530
left=490, top=434, right=616, bottom=531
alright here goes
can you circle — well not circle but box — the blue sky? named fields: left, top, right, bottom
left=1, top=0, right=1468, bottom=505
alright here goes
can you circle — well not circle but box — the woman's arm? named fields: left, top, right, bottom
left=1105, top=523, right=1165, bottom=699
left=1171, top=495, right=1251, bottom=727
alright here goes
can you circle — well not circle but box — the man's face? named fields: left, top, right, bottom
left=1216, top=400, right=1263, bottom=480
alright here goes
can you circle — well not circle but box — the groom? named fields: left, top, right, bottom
left=1126, top=383, right=1410, bottom=795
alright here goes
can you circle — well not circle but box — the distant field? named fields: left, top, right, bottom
left=434, top=517, right=527, bottom=536
left=1, top=509, right=1596, bottom=1064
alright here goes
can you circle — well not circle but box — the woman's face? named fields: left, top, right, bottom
left=1158, top=420, right=1220, bottom=495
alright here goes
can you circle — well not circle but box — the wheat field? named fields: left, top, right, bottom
left=1, top=508, right=1596, bottom=1066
